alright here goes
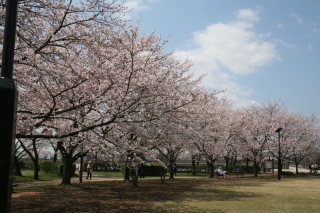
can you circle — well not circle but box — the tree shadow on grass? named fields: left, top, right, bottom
left=11, top=178, right=262, bottom=213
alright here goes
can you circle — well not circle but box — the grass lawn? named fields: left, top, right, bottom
left=13, top=170, right=61, bottom=182
left=11, top=174, right=320, bottom=213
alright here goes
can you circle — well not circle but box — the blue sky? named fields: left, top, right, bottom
left=124, top=0, right=320, bottom=117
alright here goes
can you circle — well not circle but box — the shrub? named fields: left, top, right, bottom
left=39, top=161, right=61, bottom=174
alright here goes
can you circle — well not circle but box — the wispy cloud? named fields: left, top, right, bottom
left=290, top=13, right=303, bottom=24
left=312, top=23, right=320, bottom=33
left=123, top=0, right=154, bottom=19
left=274, top=38, right=297, bottom=49
left=174, top=8, right=277, bottom=108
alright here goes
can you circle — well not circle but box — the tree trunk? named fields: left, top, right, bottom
left=124, top=164, right=130, bottom=182
left=169, top=160, right=174, bottom=179
left=160, top=167, right=166, bottom=184
left=191, top=158, right=196, bottom=176
left=61, top=156, right=74, bottom=185
left=295, top=161, right=299, bottom=174
left=207, top=161, right=214, bottom=178
left=130, top=168, right=138, bottom=186
left=206, top=161, right=210, bottom=174
left=53, top=153, right=57, bottom=162
left=33, top=158, right=40, bottom=180
left=233, top=156, right=237, bottom=165
left=13, top=155, right=22, bottom=176
left=253, top=160, right=259, bottom=177
left=246, top=158, right=249, bottom=173
left=225, top=156, right=229, bottom=173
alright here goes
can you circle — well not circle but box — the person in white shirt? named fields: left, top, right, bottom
left=217, top=167, right=227, bottom=178
left=86, top=161, right=92, bottom=180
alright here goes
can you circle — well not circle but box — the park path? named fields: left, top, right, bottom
left=14, top=166, right=312, bottom=189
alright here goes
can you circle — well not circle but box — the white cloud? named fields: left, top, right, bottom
left=124, top=0, right=150, bottom=11
left=175, top=21, right=276, bottom=75
left=290, top=13, right=303, bottom=24
left=236, top=8, right=260, bottom=22
left=174, top=8, right=277, bottom=109
left=123, top=0, right=156, bottom=19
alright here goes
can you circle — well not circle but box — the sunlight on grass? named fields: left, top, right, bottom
left=151, top=176, right=320, bottom=213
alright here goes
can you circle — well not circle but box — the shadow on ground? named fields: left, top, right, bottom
left=11, top=177, right=266, bottom=213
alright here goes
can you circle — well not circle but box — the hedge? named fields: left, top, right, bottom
left=19, top=159, right=76, bottom=176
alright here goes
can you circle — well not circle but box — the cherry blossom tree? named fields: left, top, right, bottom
left=290, top=114, right=320, bottom=174
left=235, top=101, right=289, bottom=177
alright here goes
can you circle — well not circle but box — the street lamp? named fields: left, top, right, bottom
left=275, top=127, right=283, bottom=180
left=79, top=142, right=83, bottom=183
left=95, top=151, right=98, bottom=171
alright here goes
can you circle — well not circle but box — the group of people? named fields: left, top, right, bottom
left=309, top=164, right=318, bottom=173
left=84, top=161, right=229, bottom=180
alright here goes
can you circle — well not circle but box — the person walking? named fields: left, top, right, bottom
left=172, top=163, right=177, bottom=176
left=86, top=161, right=92, bottom=180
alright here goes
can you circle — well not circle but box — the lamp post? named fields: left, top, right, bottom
left=95, top=151, right=98, bottom=171
left=275, top=127, right=283, bottom=180
left=79, top=142, right=83, bottom=183
left=0, top=0, right=19, bottom=212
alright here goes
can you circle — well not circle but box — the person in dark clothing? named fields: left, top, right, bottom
left=139, top=163, right=145, bottom=179
left=173, top=163, right=177, bottom=176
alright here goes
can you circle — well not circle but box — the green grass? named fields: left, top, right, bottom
left=11, top=174, right=320, bottom=212
left=13, top=170, right=124, bottom=183
left=151, top=176, right=320, bottom=213
left=13, top=170, right=61, bottom=183
left=91, top=171, right=124, bottom=177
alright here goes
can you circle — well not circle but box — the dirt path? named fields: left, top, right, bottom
left=14, top=176, right=123, bottom=189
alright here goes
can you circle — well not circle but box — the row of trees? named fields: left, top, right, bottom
left=1, top=0, right=319, bottom=185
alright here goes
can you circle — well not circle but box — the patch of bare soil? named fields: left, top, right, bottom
left=12, top=191, right=43, bottom=198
